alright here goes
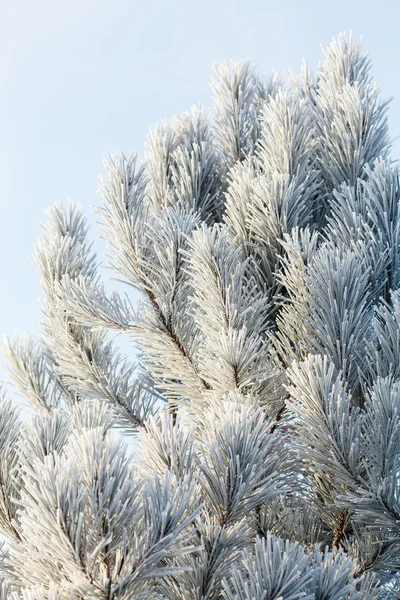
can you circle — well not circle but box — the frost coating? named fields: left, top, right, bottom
left=1, top=32, right=399, bottom=598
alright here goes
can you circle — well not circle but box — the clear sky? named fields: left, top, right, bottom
left=1, top=0, right=399, bottom=367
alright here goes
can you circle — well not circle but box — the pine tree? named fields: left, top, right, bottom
left=1, top=32, right=400, bottom=598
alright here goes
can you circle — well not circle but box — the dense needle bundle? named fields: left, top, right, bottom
left=2, top=32, right=400, bottom=599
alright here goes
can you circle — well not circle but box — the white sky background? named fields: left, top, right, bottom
left=0, top=0, right=399, bottom=381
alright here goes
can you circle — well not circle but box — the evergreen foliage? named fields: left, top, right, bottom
left=2, top=32, right=400, bottom=598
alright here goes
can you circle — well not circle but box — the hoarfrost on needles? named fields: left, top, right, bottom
left=2, top=32, right=400, bottom=599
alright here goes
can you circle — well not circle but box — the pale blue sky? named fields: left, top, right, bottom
left=1, top=0, right=399, bottom=355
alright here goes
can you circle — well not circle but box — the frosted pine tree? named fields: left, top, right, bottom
left=1, top=32, right=400, bottom=598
